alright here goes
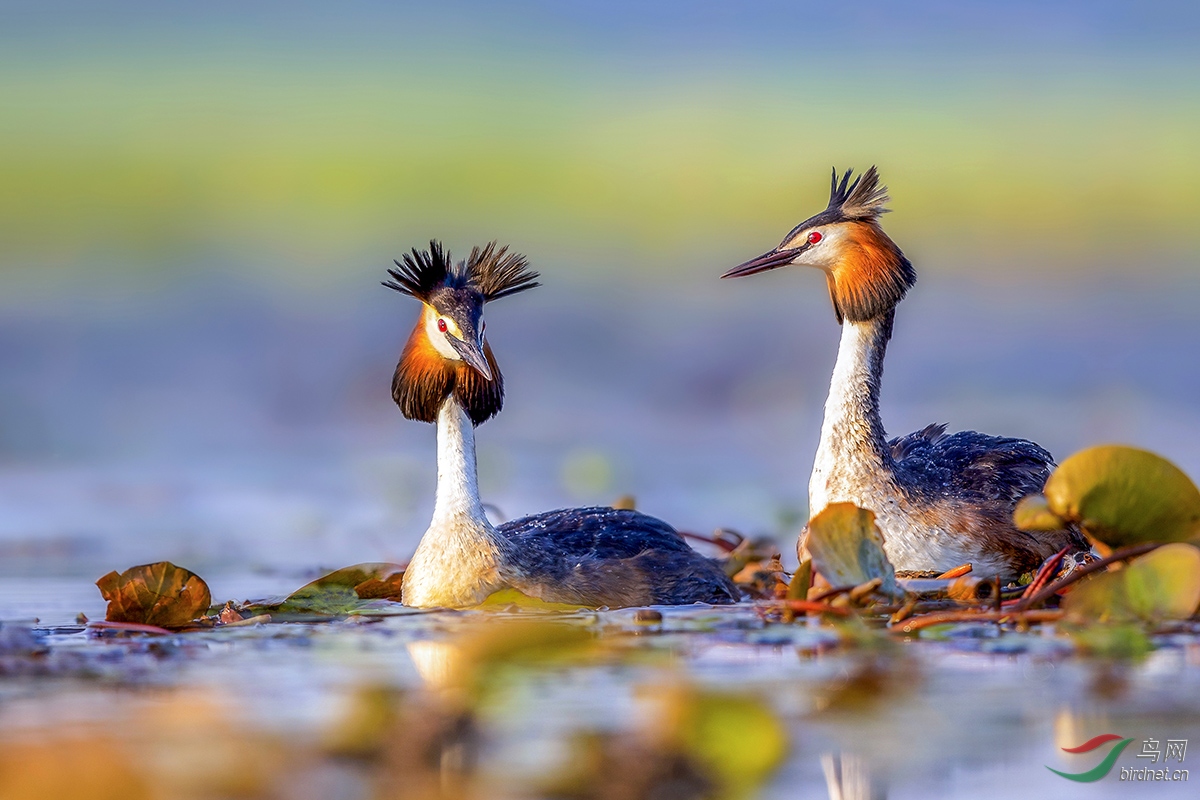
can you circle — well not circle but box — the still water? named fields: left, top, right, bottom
left=1, top=269, right=1199, bottom=797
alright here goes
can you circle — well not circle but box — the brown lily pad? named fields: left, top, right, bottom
left=805, top=504, right=902, bottom=599
left=287, top=563, right=405, bottom=605
left=96, top=561, right=212, bottom=629
left=351, top=570, right=405, bottom=601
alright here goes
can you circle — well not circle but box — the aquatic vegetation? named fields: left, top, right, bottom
left=239, top=562, right=407, bottom=620
left=95, top=561, right=211, bottom=630
left=1014, top=445, right=1200, bottom=550
left=546, top=684, right=788, bottom=800
left=88, top=441, right=1200, bottom=654
left=35, top=443, right=1198, bottom=797
left=1063, top=542, right=1200, bottom=624
left=803, top=504, right=902, bottom=601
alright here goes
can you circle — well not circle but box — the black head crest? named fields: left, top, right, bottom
left=827, top=166, right=891, bottom=221
left=386, top=239, right=538, bottom=428
left=383, top=239, right=540, bottom=304
left=383, top=240, right=458, bottom=302
left=466, top=241, right=541, bottom=302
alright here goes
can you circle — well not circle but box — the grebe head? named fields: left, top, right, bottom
left=384, top=240, right=540, bottom=425
left=722, top=166, right=916, bottom=323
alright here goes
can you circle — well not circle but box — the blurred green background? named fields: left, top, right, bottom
left=3, top=1, right=1198, bottom=284
left=1, top=1, right=1199, bottom=588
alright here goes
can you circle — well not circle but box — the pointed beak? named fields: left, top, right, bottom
left=720, top=247, right=800, bottom=279
left=450, top=334, right=493, bottom=382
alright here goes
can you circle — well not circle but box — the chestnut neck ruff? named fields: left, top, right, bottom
left=392, top=319, right=504, bottom=426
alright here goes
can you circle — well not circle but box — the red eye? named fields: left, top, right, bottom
left=807, top=231, right=823, bottom=245
left=437, top=318, right=448, bottom=333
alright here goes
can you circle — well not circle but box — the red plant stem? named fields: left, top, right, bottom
left=762, top=600, right=853, bottom=617
left=1014, top=541, right=1163, bottom=611
left=892, top=609, right=1064, bottom=634
left=1024, top=546, right=1070, bottom=598
left=679, top=531, right=740, bottom=554
left=1002, top=546, right=1070, bottom=608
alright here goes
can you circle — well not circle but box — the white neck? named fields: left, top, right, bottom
left=402, top=397, right=507, bottom=607
left=431, top=397, right=489, bottom=525
left=808, top=315, right=895, bottom=516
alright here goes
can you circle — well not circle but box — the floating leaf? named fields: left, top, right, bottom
left=805, top=504, right=902, bottom=599
left=611, top=494, right=637, bottom=510
left=95, top=562, right=211, bottom=629
left=351, top=570, right=405, bottom=601
left=787, top=560, right=812, bottom=602
left=1124, top=543, right=1200, bottom=619
left=1013, top=494, right=1066, bottom=531
left=547, top=684, right=788, bottom=800
left=247, top=563, right=406, bottom=619
left=1029, top=445, right=1200, bottom=548
left=668, top=689, right=788, bottom=797
left=1065, top=543, right=1200, bottom=624
left=235, top=564, right=406, bottom=620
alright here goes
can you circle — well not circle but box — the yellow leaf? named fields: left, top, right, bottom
left=805, top=504, right=901, bottom=598
left=1012, top=493, right=1066, bottom=531
left=1042, top=445, right=1200, bottom=547
left=676, top=692, right=788, bottom=797
left=1065, top=543, right=1200, bottom=623
left=787, top=560, right=812, bottom=601
left=1124, top=543, right=1200, bottom=620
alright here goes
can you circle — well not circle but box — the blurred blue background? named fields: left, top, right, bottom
left=1, top=1, right=1198, bottom=592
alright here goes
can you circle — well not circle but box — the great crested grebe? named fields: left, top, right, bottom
left=722, top=167, right=1088, bottom=580
left=386, top=241, right=739, bottom=608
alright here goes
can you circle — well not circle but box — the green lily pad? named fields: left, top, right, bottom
left=241, top=563, right=405, bottom=620
left=787, top=559, right=812, bottom=601
left=1028, top=445, right=1200, bottom=548
left=805, top=504, right=902, bottom=599
left=1064, top=542, right=1200, bottom=624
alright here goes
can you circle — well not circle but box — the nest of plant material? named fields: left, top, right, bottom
left=732, top=446, right=1200, bottom=648
left=87, top=446, right=1200, bottom=663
